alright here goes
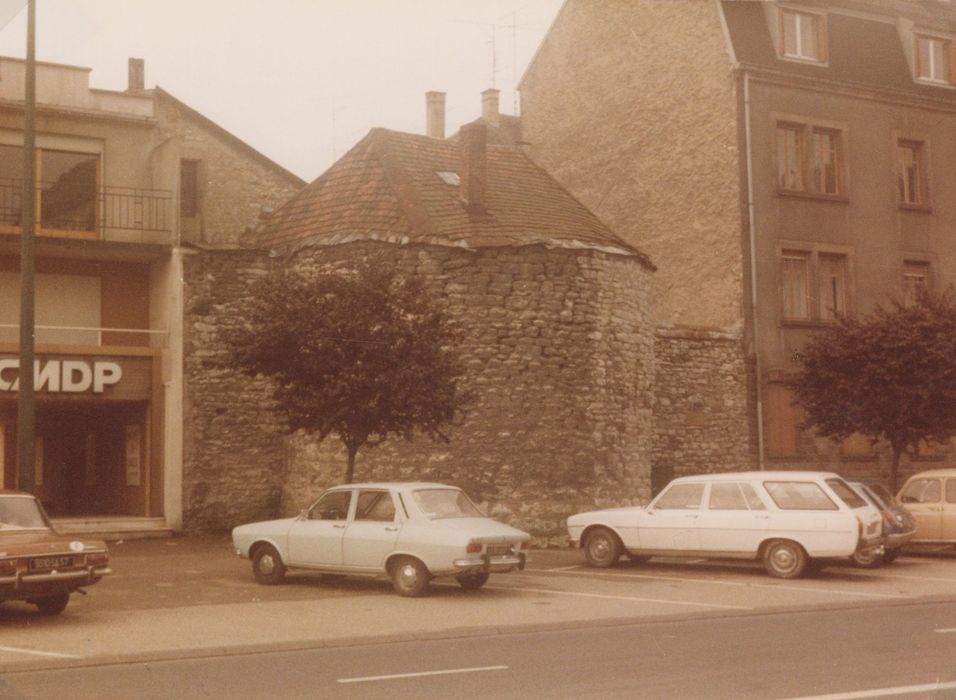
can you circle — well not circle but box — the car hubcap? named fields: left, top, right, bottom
left=772, top=547, right=795, bottom=572
left=399, top=564, right=418, bottom=588
left=591, top=538, right=609, bottom=560
left=259, top=554, right=275, bottom=575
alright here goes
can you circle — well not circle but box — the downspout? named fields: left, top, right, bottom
left=743, top=72, right=766, bottom=469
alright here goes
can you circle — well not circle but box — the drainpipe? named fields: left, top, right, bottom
left=744, top=72, right=766, bottom=469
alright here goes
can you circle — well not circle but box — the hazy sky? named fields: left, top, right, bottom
left=0, top=0, right=563, bottom=181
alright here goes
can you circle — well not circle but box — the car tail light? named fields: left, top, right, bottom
left=0, top=560, right=16, bottom=576
left=466, top=542, right=482, bottom=554
left=86, top=553, right=109, bottom=567
left=520, top=541, right=530, bottom=551
left=881, top=510, right=898, bottom=530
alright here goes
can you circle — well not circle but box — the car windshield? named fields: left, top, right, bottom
left=0, top=496, right=50, bottom=530
left=826, top=478, right=868, bottom=509
left=866, top=483, right=898, bottom=506
left=412, top=489, right=483, bottom=519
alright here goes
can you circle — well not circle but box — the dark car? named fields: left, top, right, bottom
left=0, top=491, right=111, bottom=615
left=848, top=481, right=916, bottom=566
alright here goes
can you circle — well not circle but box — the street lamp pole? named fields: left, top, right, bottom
left=17, top=0, right=36, bottom=492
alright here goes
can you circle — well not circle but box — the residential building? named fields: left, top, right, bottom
left=0, top=56, right=301, bottom=536
left=520, top=0, right=956, bottom=483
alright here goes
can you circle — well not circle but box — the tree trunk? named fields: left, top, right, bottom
left=889, top=444, right=903, bottom=493
left=345, top=444, right=358, bottom=484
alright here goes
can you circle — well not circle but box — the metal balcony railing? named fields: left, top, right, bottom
left=0, top=177, right=172, bottom=234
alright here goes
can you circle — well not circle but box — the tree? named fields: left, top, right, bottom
left=227, top=259, right=465, bottom=483
left=791, top=288, right=956, bottom=491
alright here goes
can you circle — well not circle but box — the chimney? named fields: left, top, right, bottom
left=481, top=88, right=500, bottom=127
left=425, top=91, right=446, bottom=139
left=459, top=121, right=487, bottom=214
left=128, top=57, right=145, bottom=92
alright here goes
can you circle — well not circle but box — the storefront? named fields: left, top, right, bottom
left=0, top=352, right=163, bottom=519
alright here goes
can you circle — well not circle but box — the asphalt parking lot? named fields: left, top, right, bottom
left=1, top=537, right=955, bottom=671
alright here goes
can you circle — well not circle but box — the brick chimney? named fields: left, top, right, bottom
left=459, top=121, right=487, bottom=214
left=128, top=58, right=145, bottom=92
left=481, top=88, right=500, bottom=127
left=425, top=91, right=446, bottom=139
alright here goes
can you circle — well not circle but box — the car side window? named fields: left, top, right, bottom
left=901, top=478, right=941, bottom=504
left=708, top=483, right=749, bottom=510
left=309, top=491, right=352, bottom=521
left=740, top=483, right=766, bottom=510
left=653, top=483, right=705, bottom=510
left=946, top=480, right=956, bottom=504
left=763, top=481, right=838, bottom=511
left=355, top=490, right=396, bottom=522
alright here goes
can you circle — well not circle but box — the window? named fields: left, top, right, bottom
left=900, top=478, right=941, bottom=504
left=825, top=478, right=867, bottom=508
left=412, top=489, right=483, bottom=520
left=0, top=143, right=99, bottom=236
left=781, top=251, right=810, bottom=320
left=180, top=159, right=200, bottom=217
left=903, top=261, right=931, bottom=304
left=309, top=491, right=351, bottom=520
left=780, top=8, right=826, bottom=63
left=897, top=140, right=926, bottom=206
left=818, top=254, right=846, bottom=320
left=947, top=480, right=956, bottom=504
left=764, top=481, right=838, bottom=511
left=915, top=34, right=954, bottom=85
left=355, top=490, right=395, bottom=522
left=775, top=121, right=844, bottom=197
left=652, top=483, right=705, bottom=510
left=708, top=482, right=765, bottom=511
left=780, top=249, right=849, bottom=322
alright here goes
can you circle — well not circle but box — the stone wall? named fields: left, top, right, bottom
left=652, top=326, right=752, bottom=484
left=520, top=0, right=744, bottom=330
left=215, top=239, right=657, bottom=542
left=181, top=248, right=287, bottom=530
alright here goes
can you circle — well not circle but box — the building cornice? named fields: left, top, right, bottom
left=0, top=98, right=156, bottom=127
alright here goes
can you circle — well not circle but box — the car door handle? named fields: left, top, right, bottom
left=385, top=526, right=398, bottom=532
left=755, top=514, right=769, bottom=519
left=332, top=524, right=346, bottom=529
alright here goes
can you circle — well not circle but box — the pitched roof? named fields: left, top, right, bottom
left=257, top=128, right=653, bottom=268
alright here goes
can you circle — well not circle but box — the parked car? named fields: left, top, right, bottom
left=232, top=482, right=531, bottom=597
left=0, top=491, right=111, bottom=615
left=898, top=468, right=956, bottom=544
left=847, top=481, right=915, bottom=566
left=567, top=471, right=884, bottom=579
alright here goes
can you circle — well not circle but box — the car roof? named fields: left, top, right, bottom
left=0, top=490, right=34, bottom=498
left=325, top=482, right=457, bottom=491
left=904, top=468, right=956, bottom=480
left=672, top=471, right=842, bottom=483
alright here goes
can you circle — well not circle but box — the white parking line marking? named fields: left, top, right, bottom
left=843, top=570, right=956, bottom=584
left=935, top=628, right=956, bottom=633
left=782, top=679, right=956, bottom=699
left=488, top=585, right=750, bottom=610
left=337, top=665, right=508, bottom=684
left=528, top=568, right=899, bottom=599
left=545, top=565, right=581, bottom=572
left=0, top=645, right=82, bottom=659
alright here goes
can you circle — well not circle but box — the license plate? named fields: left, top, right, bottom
left=486, top=545, right=511, bottom=556
left=29, top=556, right=73, bottom=572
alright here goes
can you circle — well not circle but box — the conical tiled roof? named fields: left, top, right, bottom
left=257, top=128, right=654, bottom=268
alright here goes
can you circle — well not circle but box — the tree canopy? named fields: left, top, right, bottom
left=227, top=259, right=465, bottom=483
left=791, top=288, right=956, bottom=490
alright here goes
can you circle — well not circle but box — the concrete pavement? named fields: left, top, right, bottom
left=1, top=536, right=955, bottom=672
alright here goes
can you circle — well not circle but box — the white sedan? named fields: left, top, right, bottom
left=232, top=482, right=531, bottom=596
left=567, top=471, right=884, bottom=578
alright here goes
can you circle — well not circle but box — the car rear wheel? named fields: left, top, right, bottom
left=763, top=539, right=807, bottom=579
left=456, top=571, right=490, bottom=590
left=883, top=549, right=901, bottom=564
left=252, top=544, right=286, bottom=585
left=390, top=557, right=430, bottom=597
left=584, top=527, right=622, bottom=568
left=34, top=592, right=70, bottom=616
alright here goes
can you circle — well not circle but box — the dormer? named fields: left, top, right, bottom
left=765, top=3, right=829, bottom=66
left=913, top=29, right=956, bottom=86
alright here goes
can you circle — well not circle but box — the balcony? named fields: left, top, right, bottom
left=0, top=177, right=172, bottom=241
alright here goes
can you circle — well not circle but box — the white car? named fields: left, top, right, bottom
left=567, top=471, right=884, bottom=579
left=232, top=482, right=531, bottom=596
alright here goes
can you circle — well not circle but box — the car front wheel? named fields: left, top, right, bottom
left=584, top=527, right=622, bottom=568
left=252, top=544, right=286, bottom=585
left=851, top=546, right=883, bottom=569
left=391, top=557, right=430, bottom=597
left=34, top=592, right=70, bottom=616
left=456, top=572, right=490, bottom=590
left=763, top=539, right=807, bottom=579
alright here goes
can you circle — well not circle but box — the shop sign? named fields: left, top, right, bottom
left=0, top=358, right=123, bottom=394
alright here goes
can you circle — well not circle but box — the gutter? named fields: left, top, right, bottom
left=743, top=72, right=766, bottom=470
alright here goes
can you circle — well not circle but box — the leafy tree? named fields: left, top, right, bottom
left=791, top=288, right=956, bottom=491
left=227, top=259, right=464, bottom=483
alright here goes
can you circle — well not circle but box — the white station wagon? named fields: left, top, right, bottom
left=232, top=482, right=531, bottom=597
left=567, top=471, right=884, bottom=579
